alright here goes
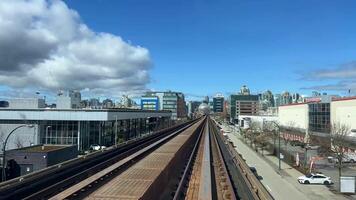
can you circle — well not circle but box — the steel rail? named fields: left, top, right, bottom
left=49, top=118, right=203, bottom=200
left=209, top=119, right=237, bottom=200
left=172, top=118, right=206, bottom=200
left=198, top=120, right=212, bottom=200
left=0, top=119, right=200, bottom=200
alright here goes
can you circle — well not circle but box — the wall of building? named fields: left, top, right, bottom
left=238, top=115, right=278, bottom=129
left=8, top=98, right=45, bottom=109
left=5, top=150, right=47, bottom=176
left=141, top=97, right=159, bottom=111
left=46, top=145, right=78, bottom=166
left=331, top=98, right=356, bottom=136
left=278, top=103, right=308, bottom=130
left=0, top=124, right=39, bottom=153
left=213, top=97, right=224, bottom=112
left=5, top=145, right=78, bottom=177
left=56, top=96, right=72, bottom=109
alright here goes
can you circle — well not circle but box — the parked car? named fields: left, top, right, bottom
left=297, top=173, right=332, bottom=185
left=331, top=153, right=356, bottom=163
left=290, top=140, right=305, bottom=148
left=305, top=144, right=320, bottom=150
left=89, top=144, right=106, bottom=151
left=249, top=167, right=263, bottom=180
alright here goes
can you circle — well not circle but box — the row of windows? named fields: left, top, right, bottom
left=309, top=103, right=330, bottom=112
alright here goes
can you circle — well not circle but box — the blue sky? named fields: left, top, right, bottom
left=63, top=0, right=356, bottom=98
left=1, top=0, right=356, bottom=101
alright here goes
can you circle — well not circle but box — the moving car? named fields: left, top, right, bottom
left=297, top=173, right=332, bottom=185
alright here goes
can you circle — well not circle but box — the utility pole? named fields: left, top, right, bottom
left=115, top=116, right=118, bottom=146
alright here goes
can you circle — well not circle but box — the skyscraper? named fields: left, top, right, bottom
left=213, top=93, right=224, bottom=113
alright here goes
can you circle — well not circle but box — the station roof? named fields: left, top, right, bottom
left=7, top=145, right=70, bottom=153
left=0, top=108, right=171, bottom=121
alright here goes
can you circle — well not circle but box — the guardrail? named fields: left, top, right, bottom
left=210, top=120, right=274, bottom=200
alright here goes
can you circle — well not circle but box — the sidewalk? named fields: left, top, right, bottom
left=225, top=129, right=348, bottom=200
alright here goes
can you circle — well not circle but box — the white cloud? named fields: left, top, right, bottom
left=303, top=61, right=356, bottom=80
left=0, top=0, right=151, bottom=96
left=301, top=61, right=356, bottom=92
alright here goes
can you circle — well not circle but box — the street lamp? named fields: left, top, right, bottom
left=45, top=126, right=52, bottom=144
left=2, top=124, right=34, bottom=182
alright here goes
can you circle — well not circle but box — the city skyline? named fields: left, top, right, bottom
left=1, top=0, right=356, bottom=100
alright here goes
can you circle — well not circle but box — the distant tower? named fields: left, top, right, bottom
left=203, top=96, right=209, bottom=104
left=240, top=85, right=250, bottom=95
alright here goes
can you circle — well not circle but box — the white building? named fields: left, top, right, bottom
left=278, top=103, right=309, bottom=130
left=331, top=97, right=356, bottom=137
left=8, top=98, right=45, bottom=109
left=0, top=108, right=171, bottom=152
left=56, top=90, right=81, bottom=109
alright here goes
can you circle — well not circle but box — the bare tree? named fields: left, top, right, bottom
left=263, top=121, right=279, bottom=154
left=0, top=129, right=6, bottom=151
left=330, top=123, right=350, bottom=182
left=255, top=132, right=270, bottom=155
left=248, top=121, right=262, bottom=151
left=14, top=136, right=24, bottom=149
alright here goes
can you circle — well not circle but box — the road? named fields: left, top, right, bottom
left=221, top=125, right=347, bottom=200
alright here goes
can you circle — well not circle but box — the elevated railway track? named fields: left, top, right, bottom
left=0, top=116, right=273, bottom=200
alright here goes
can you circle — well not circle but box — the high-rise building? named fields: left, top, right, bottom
left=240, top=85, right=250, bottom=95
left=141, top=95, right=160, bottom=111
left=141, top=91, right=187, bottom=119
left=230, top=85, right=259, bottom=122
left=89, top=98, right=101, bottom=109
left=121, top=95, right=134, bottom=108
left=259, top=90, right=274, bottom=111
left=213, top=94, right=224, bottom=113
left=176, top=92, right=187, bottom=118
left=274, top=94, right=282, bottom=107
left=56, top=90, right=81, bottom=109
left=187, top=101, right=201, bottom=118
left=203, top=96, right=209, bottom=104
left=103, top=98, right=114, bottom=108
left=281, top=91, right=292, bottom=105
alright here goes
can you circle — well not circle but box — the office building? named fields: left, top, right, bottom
left=213, top=94, right=224, bottom=113
left=230, top=85, right=259, bottom=123
left=141, top=95, right=160, bottom=111
left=141, top=91, right=187, bottom=119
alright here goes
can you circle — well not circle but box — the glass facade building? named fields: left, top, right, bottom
left=308, top=103, right=331, bottom=133
left=0, top=109, right=171, bottom=152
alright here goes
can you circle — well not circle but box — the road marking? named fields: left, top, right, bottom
left=265, top=184, right=272, bottom=192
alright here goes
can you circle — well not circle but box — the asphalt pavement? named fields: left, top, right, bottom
left=220, top=124, right=350, bottom=200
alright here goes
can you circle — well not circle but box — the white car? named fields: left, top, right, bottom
left=305, top=144, right=320, bottom=150
left=90, top=144, right=106, bottom=151
left=298, top=173, right=332, bottom=185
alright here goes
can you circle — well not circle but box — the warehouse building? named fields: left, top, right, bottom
left=4, top=145, right=78, bottom=179
left=0, top=108, right=171, bottom=152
